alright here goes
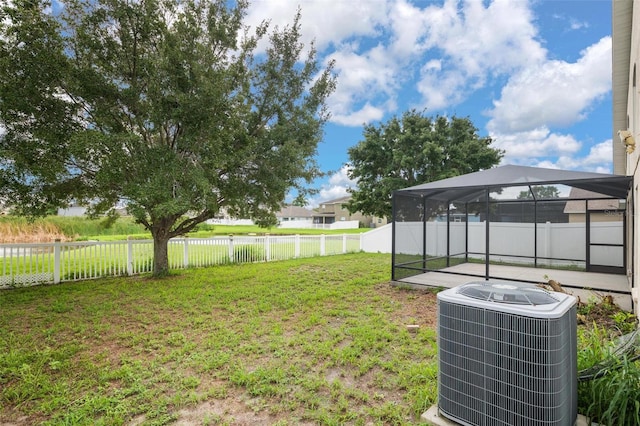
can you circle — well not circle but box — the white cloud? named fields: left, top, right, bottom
left=487, top=36, right=611, bottom=134
left=307, top=186, right=348, bottom=209
left=328, top=165, right=357, bottom=187
left=325, top=45, right=398, bottom=125
left=412, top=0, right=546, bottom=109
left=306, top=166, right=356, bottom=208
left=328, top=0, right=551, bottom=124
left=583, top=140, right=613, bottom=167
left=244, top=1, right=554, bottom=126
left=552, top=13, right=589, bottom=32
left=388, top=0, right=433, bottom=57
left=433, top=0, right=545, bottom=75
left=570, top=19, right=589, bottom=31
left=496, top=135, right=613, bottom=174
left=244, top=1, right=390, bottom=52
left=416, top=68, right=467, bottom=110
left=547, top=141, right=613, bottom=173
left=330, top=103, right=386, bottom=126
left=243, top=1, right=613, bottom=175
left=493, top=127, right=582, bottom=159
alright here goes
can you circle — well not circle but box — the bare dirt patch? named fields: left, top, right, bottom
left=169, top=282, right=440, bottom=425
left=375, top=283, right=439, bottom=329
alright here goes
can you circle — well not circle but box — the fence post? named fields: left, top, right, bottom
left=265, top=235, right=271, bottom=261
left=228, top=235, right=234, bottom=263
left=342, top=234, right=347, bottom=253
left=544, top=221, right=551, bottom=265
left=320, top=234, right=326, bottom=256
left=53, top=239, right=61, bottom=284
left=183, top=236, right=189, bottom=268
left=127, top=236, right=133, bottom=275
left=295, top=235, right=301, bottom=258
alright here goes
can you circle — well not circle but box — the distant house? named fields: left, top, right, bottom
left=207, top=198, right=387, bottom=229
left=563, top=188, right=625, bottom=223
left=313, top=196, right=387, bottom=228
left=57, top=203, right=130, bottom=217
left=485, top=200, right=569, bottom=223
left=275, top=205, right=314, bottom=227
left=57, top=203, right=88, bottom=217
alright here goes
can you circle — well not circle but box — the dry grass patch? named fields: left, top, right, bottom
left=0, top=220, right=71, bottom=243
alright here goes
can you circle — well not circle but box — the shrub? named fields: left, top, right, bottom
left=578, top=355, right=640, bottom=425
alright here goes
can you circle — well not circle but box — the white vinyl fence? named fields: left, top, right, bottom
left=394, top=221, right=624, bottom=267
left=0, top=234, right=363, bottom=289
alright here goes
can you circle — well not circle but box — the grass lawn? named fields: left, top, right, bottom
left=0, top=216, right=372, bottom=244
left=0, top=253, right=438, bottom=425
left=90, top=225, right=370, bottom=242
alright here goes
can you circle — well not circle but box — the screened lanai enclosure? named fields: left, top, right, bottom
left=392, top=165, right=634, bottom=308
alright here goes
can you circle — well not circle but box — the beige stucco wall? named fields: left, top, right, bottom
left=333, top=204, right=387, bottom=227
left=316, top=200, right=387, bottom=228
left=567, top=213, right=625, bottom=224
left=617, top=0, right=640, bottom=315
left=613, top=1, right=633, bottom=175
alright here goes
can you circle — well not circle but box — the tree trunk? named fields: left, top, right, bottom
left=152, top=230, right=171, bottom=277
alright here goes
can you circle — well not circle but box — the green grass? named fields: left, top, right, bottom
left=5, top=250, right=633, bottom=425
left=0, top=216, right=371, bottom=243
left=0, top=253, right=437, bottom=425
left=90, top=224, right=369, bottom=241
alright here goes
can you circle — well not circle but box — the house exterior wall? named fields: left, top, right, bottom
left=613, top=1, right=633, bottom=175
left=316, top=198, right=388, bottom=228
left=568, top=212, right=625, bottom=224
left=57, top=206, right=88, bottom=217
left=614, top=0, right=640, bottom=316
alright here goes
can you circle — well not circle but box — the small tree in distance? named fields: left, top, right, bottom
left=0, top=0, right=336, bottom=276
left=345, top=110, right=504, bottom=219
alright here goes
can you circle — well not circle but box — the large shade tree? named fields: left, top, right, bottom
left=346, top=110, right=503, bottom=219
left=0, top=0, right=336, bottom=275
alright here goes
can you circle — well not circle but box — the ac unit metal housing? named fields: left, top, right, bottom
left=437, top=281, right=577, bottom=426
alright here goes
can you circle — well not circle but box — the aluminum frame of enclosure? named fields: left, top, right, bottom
left=392, top=165, right=633, bottom=288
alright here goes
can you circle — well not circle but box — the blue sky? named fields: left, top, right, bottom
left=244, top=0, right=614, bottom=207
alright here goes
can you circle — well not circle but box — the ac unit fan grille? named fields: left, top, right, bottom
left=438, top=300, right=577, bottom=426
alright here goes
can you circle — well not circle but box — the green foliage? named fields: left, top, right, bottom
left=346, top=110, right=503, bottom=219
left=612, top=311, right=638, bottom=334
left=0, top=0, right=336, bottom=276
left=577, top=325, right=640, bottom=426
left=516, top=185, right=561, bottom=200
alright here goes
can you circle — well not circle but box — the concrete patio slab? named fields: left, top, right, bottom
left=421, top=405, right=594, bottom=426
left=395, top=263, right=632, bottom=311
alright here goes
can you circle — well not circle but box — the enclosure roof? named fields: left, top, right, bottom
left=396, top=165, right=632, bottom=201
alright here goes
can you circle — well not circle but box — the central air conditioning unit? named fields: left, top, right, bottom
left=437, top=281, right=577, bottom=426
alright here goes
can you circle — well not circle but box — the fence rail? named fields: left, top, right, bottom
left=0, top=234, right=363, bottom=289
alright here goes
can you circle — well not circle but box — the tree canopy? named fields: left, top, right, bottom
left=345, top=110, right=503, bottom=219
left=517, top=186, right=561, bottom=200
left=0, top=0, right=336, bottom=275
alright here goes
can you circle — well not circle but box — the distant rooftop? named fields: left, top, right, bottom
left=276, top=205, right=314, bottom=218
